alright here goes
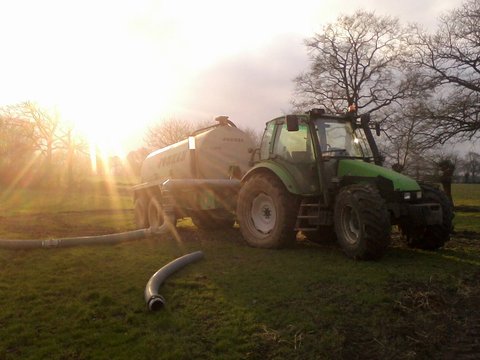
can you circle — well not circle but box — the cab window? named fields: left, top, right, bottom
left=260, top=122, right=275, bottom=160
left=273, top=123, right=314, bottom=162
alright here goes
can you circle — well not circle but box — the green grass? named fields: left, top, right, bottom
left=452, top=183, right=480, bottom=207
left=0, top=183, right=479, bottom=359
left=451, top=183, right=480, bottom=233
left=0, top=181, right=133, bottom=216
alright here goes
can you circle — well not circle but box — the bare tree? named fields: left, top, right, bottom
left=0, top=109, right=37, bottom=185
left=437, top=158, right=457, bottom=203
left=1, top=101, right=93, bottom=187
left=294, top=10, right=414, bottom=115
left=461, top=151, right=480, bottom=183
left=17, top=101, right=63, bottom=183
left=144, top=117, right=211, bottom=149
left=239, top=126, right=263, bottom=148
left=380, top=98, right=441, bottom=174
left=58, top=126, right=88, bottom=188
left=126, top=147, right=149, bottom=177
left=408, top=0, right=480, bottom=145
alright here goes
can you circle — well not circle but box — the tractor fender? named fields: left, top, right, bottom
left=241, top=161, right=301, bottom=194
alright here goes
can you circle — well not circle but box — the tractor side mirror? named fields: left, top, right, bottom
left=360, top=113, right=380, bottom=136
left=360, top=113, right=371, bottom=126
left=286, top=115, right=299, bottom=132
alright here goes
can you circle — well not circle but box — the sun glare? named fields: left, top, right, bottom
left=0, top=0, right=327, bottom=162
left=53, top=65, right=177, bottom=159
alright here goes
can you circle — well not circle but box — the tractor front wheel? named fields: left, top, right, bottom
left=403, top=185, right=453, bottom=250
left=237, top=173, right=298, bottom=248
left=334, top=184, right=391, bottom=260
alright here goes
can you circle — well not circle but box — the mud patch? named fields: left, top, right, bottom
left=389, top=273, right=480, bottom=359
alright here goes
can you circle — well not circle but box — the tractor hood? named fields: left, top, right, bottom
left=338, top=160, right=421, bottom=192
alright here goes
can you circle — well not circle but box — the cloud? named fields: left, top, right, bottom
left=176, top=34, right=309, bottom=130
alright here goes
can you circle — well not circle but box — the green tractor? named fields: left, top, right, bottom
left=236, top=108, right=454, bottom=260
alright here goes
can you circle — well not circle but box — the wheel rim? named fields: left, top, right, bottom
left=250, top=193, right=276, bottom=234
left=341, top=205, right=361, bottom=245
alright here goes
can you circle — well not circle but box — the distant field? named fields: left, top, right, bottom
left=0, top=181, right=133, bottom=216
left=452, top=183, right=480, bottom=207
left=0, top=183, right=479, bottom=359
left=451, top=183, right=480, bottom=233
left=0, top=181, right=135, bottom=239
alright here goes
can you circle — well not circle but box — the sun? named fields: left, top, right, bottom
left=54, top=64, right=177, bottom=159
left=59, top=99, right=160, bottom=159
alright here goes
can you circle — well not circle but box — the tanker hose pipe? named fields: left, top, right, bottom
left=0, top=219, right=172, bottom=250
left=144, top=251, right=204, bottom=311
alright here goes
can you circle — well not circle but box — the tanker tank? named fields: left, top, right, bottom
left=140, top=123, right=254, bottom=183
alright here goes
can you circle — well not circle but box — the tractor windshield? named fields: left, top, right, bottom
left=315, top=119, right=373, bottom=158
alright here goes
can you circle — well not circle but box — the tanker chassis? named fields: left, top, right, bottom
left=133, top=109, right=453, bottom=260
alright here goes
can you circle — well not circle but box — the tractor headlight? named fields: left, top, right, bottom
left=416, top=191, right=422, bottom=199
left=403, top=192, right=411, bottom=200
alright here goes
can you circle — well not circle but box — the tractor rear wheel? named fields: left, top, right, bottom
left=237, top=173, right=299, bottom=248
left=334, top=184, right=391, bottom=260
left=403, top=185, right=453, bottom=250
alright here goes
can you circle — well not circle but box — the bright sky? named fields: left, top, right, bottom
left=0, top=0, right=466, bottom=156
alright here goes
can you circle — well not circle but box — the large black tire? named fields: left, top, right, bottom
left=191, top=210, right=235, bottom=229
left=237, top=173, right=299, bottom=248
left=148, top=197, right=165, bottom=229
left=404, top=184, right=454, bottom=250
left=334, top=184, right=391, bottom=260
left=134, top=196, right=149, bottom=229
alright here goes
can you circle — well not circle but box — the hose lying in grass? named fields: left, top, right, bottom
left=145, top=251, right=204, bottom=311
left=0, top=223, right=171, bottom=250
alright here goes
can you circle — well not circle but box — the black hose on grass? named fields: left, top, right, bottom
left=0, top=224, right=171, bottom=250
left=145, top=251, right=204, bottom=311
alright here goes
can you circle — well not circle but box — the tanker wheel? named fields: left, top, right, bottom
left=148, top=197, right=164, bottom=229
left=134, top=196, right=149, bottom=229
left=191, top=210, right=235, bottom=229
left=237, top=173, right=299, bottom=248
left=334, top=184, right=391, bottom=260
left=403, top=185, right=454, bottom=250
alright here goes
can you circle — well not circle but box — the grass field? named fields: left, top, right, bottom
left=0, top=183, right=479, bottom=359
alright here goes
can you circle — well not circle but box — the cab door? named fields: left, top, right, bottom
left=270, top=120, right=320, bottom=195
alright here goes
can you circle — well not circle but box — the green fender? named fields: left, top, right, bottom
left=241, top=161, right=301, bottom=194
left=338, top=160, right=421, bottom=191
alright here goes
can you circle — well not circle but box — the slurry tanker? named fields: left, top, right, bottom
left=133, top=110, right=453, bottom=260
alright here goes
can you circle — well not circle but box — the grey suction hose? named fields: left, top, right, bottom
left=145, top=251, right=204, bottom=311
left=0, top=223, right=170, bottom=250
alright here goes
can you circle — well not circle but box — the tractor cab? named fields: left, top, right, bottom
left=286, top=108, right=379, bottom=162
left=256, top=108, right=383, bottom=197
